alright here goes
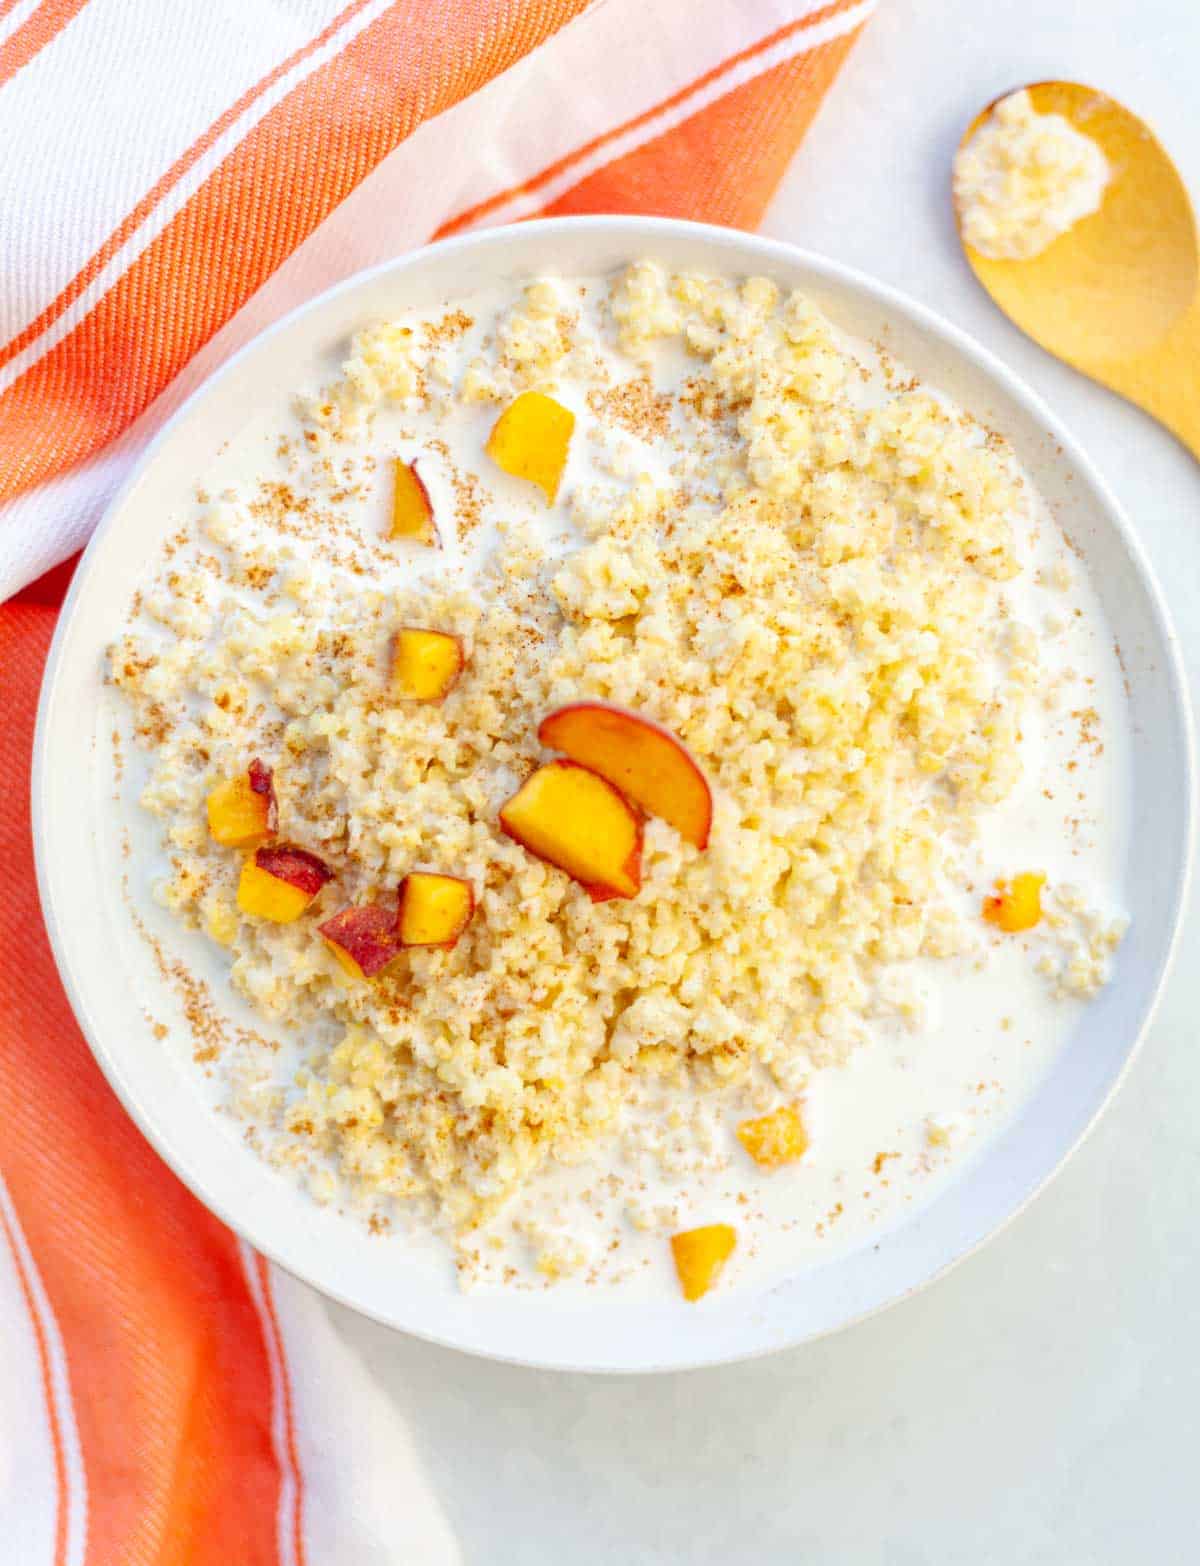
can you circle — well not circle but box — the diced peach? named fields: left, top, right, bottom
left=255, top=845, right=332, bottom=894
left=670, top=1224, right=737, bottom=1303
left=499, top=760, right=642, bottom=902
left=390, top=457, right=438, bottom=546
left=485, top=391, right=574, bottom=504
left=397, top=872, right=475, bottom=949
left=237, top=845, right=331, bottom=922
left=318, top=904, right=401, bottom=979
left=736, top=1104, right=809, bottom=1169
left=389, top=627, right=465, bottom=703
left=237, top=864, right=311, bottom=923
left=538, top=702, right=712, bottom=850
left=206, top=759, right=277, bottom=846
left=982, top=871, right=1045, bottom=933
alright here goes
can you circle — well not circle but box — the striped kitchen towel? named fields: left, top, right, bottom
left=0, top=1, right=872, bottom=1559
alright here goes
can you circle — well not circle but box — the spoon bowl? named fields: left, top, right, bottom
left=956, top=82, right=1200, bottom=457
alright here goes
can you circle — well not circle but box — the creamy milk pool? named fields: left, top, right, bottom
left=106, top=264, right=1130, bottom=1302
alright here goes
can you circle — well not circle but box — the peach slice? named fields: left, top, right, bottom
left=670, top=1224, right=737, bottom=1303
left=538, top=702, right=712, bottom=850
left=500, top=760, right=642, bottom=902
left=485, top=390, right=574, bottom=504
left=982, top=871, right=1045, bottom=933
left=237, top=845, right=331, bottom=922
left=390, top=457, right=438, bottom=546
left=389, top=627, right=465, bottom=703
left=736, top=1104, right=809, bottom=1169
left=318, top=904, right=401, bottom=980
left=397, top=872, right=475, bottom=949
left=206, top=759, right=277, bottom=846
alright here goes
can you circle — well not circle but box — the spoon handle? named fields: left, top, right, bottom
left=1098, top=296, right=1200, bottom=462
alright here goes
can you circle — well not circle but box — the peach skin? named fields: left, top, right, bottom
left=390, top=457, right=439, bottom=546
left=237, top=845, right=331, bottom=922
left=538, top=702, right=712, bottom=849
left=319, top=904, right=401, bottom=979
left=206, top=759, right=277, bottom=846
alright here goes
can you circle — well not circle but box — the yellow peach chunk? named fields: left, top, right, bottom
left=485, top=390, right=574, bottom=503
left=237, top=862, right=315, bottom=923
left=236, top=846, right=330, bottom=923
left=390, top=628, right=465, bottom=703
left=390, top=458, right=438, bottom=545
left=670, top=1224, right=737, bottom=1302
left=500, top=760, right=642, bottom=901
left=397, top=872, right=474, bottom=948
left=736, top=1103, right=809, bottom=1169
left=982, top=871, right=1045, bottom=932
left=206, top=760, right=276, bottom=846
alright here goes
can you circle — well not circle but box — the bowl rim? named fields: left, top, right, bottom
left=32, top=215, right=1196, bottom=1372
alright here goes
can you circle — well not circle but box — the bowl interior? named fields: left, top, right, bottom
left=34, top=218, right=1192, bottom=1371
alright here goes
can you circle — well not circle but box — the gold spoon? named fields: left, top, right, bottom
left=955, top=81, right=1200, bottom=461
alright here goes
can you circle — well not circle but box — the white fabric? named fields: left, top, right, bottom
left=0, top=1172, right=461, bottom=1564
left=0, top=0, right=354, bottom=348
left=253, top=1260, right=464, bottom=1564
left=0, top=1176, right=86, bottom=1566
left=0, top=0, right=864, bottom=599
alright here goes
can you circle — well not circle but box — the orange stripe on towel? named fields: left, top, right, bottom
left=0, top=0, right=591, bottom=507
left=538, top=29, right=865, bottom=232
left=0, top=1196, right=69, bottom=1566
left=0, top=0, right=92, bottom=90
left=0, top=602, right=284, bottom=1566
left=258, top=1254, right=308, bottom=1566
left=0, top=0, right=376, bottom=369
left=434, top=0, right=865, bottom=237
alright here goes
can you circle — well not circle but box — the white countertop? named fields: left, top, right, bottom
left=331, top=2, right=1200, bottom=1557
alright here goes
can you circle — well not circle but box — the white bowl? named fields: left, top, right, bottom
left=33, top=217, right=1194, bottom=1372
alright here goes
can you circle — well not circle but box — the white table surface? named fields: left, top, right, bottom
left=330, top=3, right=1200, bottom=1558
